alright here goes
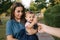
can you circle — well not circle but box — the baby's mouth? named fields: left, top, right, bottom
left=30, top=20, right=33, bottom=22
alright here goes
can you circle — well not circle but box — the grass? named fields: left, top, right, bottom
left=0, top=17, right=9, bottom=40
left=0, top=25, right=6, bottom=40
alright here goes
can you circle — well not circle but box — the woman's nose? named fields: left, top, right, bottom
left=19, top=12, right=22, bottom=14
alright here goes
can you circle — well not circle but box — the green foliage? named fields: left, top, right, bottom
left=44, top=4, right=60, bottom=27
left=35, top=0, right=46, bottom=3
left=0, top=0, right=12, bottom=14
left=49, top=0, right=60, bottom=6
left=35, top=0, right=47, bottom=11
left=30, top=2, right=37, bottom=11
left=38, top=3, right=46, bottom=10
left=49, top=0, right=55, bottom=6
left=30, top=0, right=47, bottom=12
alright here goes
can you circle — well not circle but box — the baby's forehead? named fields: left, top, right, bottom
left=26, top=13, right=35, bottom=16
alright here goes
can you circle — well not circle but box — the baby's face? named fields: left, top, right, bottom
left=25, top=14, right=35, bottom=22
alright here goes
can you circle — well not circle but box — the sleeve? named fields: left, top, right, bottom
left=6, top=20, right=13, bottom=36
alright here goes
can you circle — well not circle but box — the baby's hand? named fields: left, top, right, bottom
left=32, top=16, right=37, bottom=24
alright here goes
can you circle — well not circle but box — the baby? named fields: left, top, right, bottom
left=25, top=11, right=40, bottom=35
left=16, top=11, right=40, bottom=40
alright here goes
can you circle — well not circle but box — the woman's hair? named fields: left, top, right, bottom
left=11, top=2, right=26, bottom=23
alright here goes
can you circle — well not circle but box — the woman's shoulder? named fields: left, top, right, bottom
left=7, top=19, right=13, bottom=23
left=6, top=19, right=14, bottom=25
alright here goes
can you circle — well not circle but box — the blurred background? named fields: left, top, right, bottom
left=0, top=0, right=60, bottom=40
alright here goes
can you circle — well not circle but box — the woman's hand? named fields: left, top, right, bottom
left=37, top=23, right=60, bottom=38
left=7, top=35, right=18, bottom=40
left=37, top=23, right=47, bottom=33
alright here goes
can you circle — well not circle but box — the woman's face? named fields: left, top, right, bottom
left=14, top=7, right=23, bottom=19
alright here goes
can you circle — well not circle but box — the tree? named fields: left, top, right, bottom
left=44, top=4, right=60, bottom=27
left=0, top=0, right=12, bottom=14
left=49, top=0, right=60, bottom=6
left=35, top=0, right=46, bottom=3
left=35, top=0, right=47, bottom=11
left=30, top=1, right=37, bottom=11
left=0, top=0, right=12, bottom=24
left=44, top=3, right=60, bottom=40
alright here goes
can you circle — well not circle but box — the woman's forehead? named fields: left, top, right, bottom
left=15, top=7, right=23, bottom=10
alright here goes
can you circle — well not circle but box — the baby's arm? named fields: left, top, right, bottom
left=25, top=22, right=34, bottom=29
left=25, top=22, right=37, bottom=35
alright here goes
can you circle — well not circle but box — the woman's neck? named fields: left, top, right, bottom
left=15, top=18, right=21, bottom=22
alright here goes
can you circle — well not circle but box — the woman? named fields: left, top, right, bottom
left=6, top=2, right=26, bottom=40
left=6, top=2, right=38, bottom=40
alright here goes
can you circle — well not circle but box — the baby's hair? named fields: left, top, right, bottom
left=25, top=11, right=34, bottom=17
left=26, top=11, right=34, bottom=14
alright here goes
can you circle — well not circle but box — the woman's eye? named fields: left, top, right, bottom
left=17, top=10, right=23, bottom=13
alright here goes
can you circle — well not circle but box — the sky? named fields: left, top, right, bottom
left=46, top=0, right=49, bottom=2
left=21, top=0, right=35, bottom=9
left=21, top=0, right=49, bottom=9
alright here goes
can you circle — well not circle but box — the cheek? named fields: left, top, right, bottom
left=20, top=13, right=22, bottom=16
left=26, top=18, right=30, bottom=21
left=14, top=10, right=18, bottom=16
left=14, top=12, right=18, bottom=17
left=28, top=18, right=31, bottom=21
left=14, top=11, right=22, bottom=17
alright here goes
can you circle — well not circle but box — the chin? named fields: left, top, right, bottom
left=16, top=17, right=20, bottom=19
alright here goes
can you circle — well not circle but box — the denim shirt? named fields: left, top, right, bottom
left=6, top=19, right=25, bottom=39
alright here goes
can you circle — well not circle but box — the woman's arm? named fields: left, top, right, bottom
left=6, top=21, right=18, bottom=40
left=7, top=35, right=18, bottom=40
left=44, top=25, right=60, bottom=38
left=7, top=35, right=14, bottom=40
left=38, top=23, right=60, bottom=38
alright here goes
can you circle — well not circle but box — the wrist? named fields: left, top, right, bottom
left=31, top=22, right=35, bottom=26
left=43, top=25, right=50, bottom=33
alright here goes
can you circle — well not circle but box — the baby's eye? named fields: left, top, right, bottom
left=17, top=10, right=20, bottom=13
left=33, top=16, right=35, bottom=18
left=29, top=16, right=31, bottom=18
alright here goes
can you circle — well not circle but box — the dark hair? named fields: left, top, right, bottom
left=26, top=11, right=34, bottom=14
left=11, top=2, right=26, bottom=23
left=25, top=11, right=34, bottom=17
